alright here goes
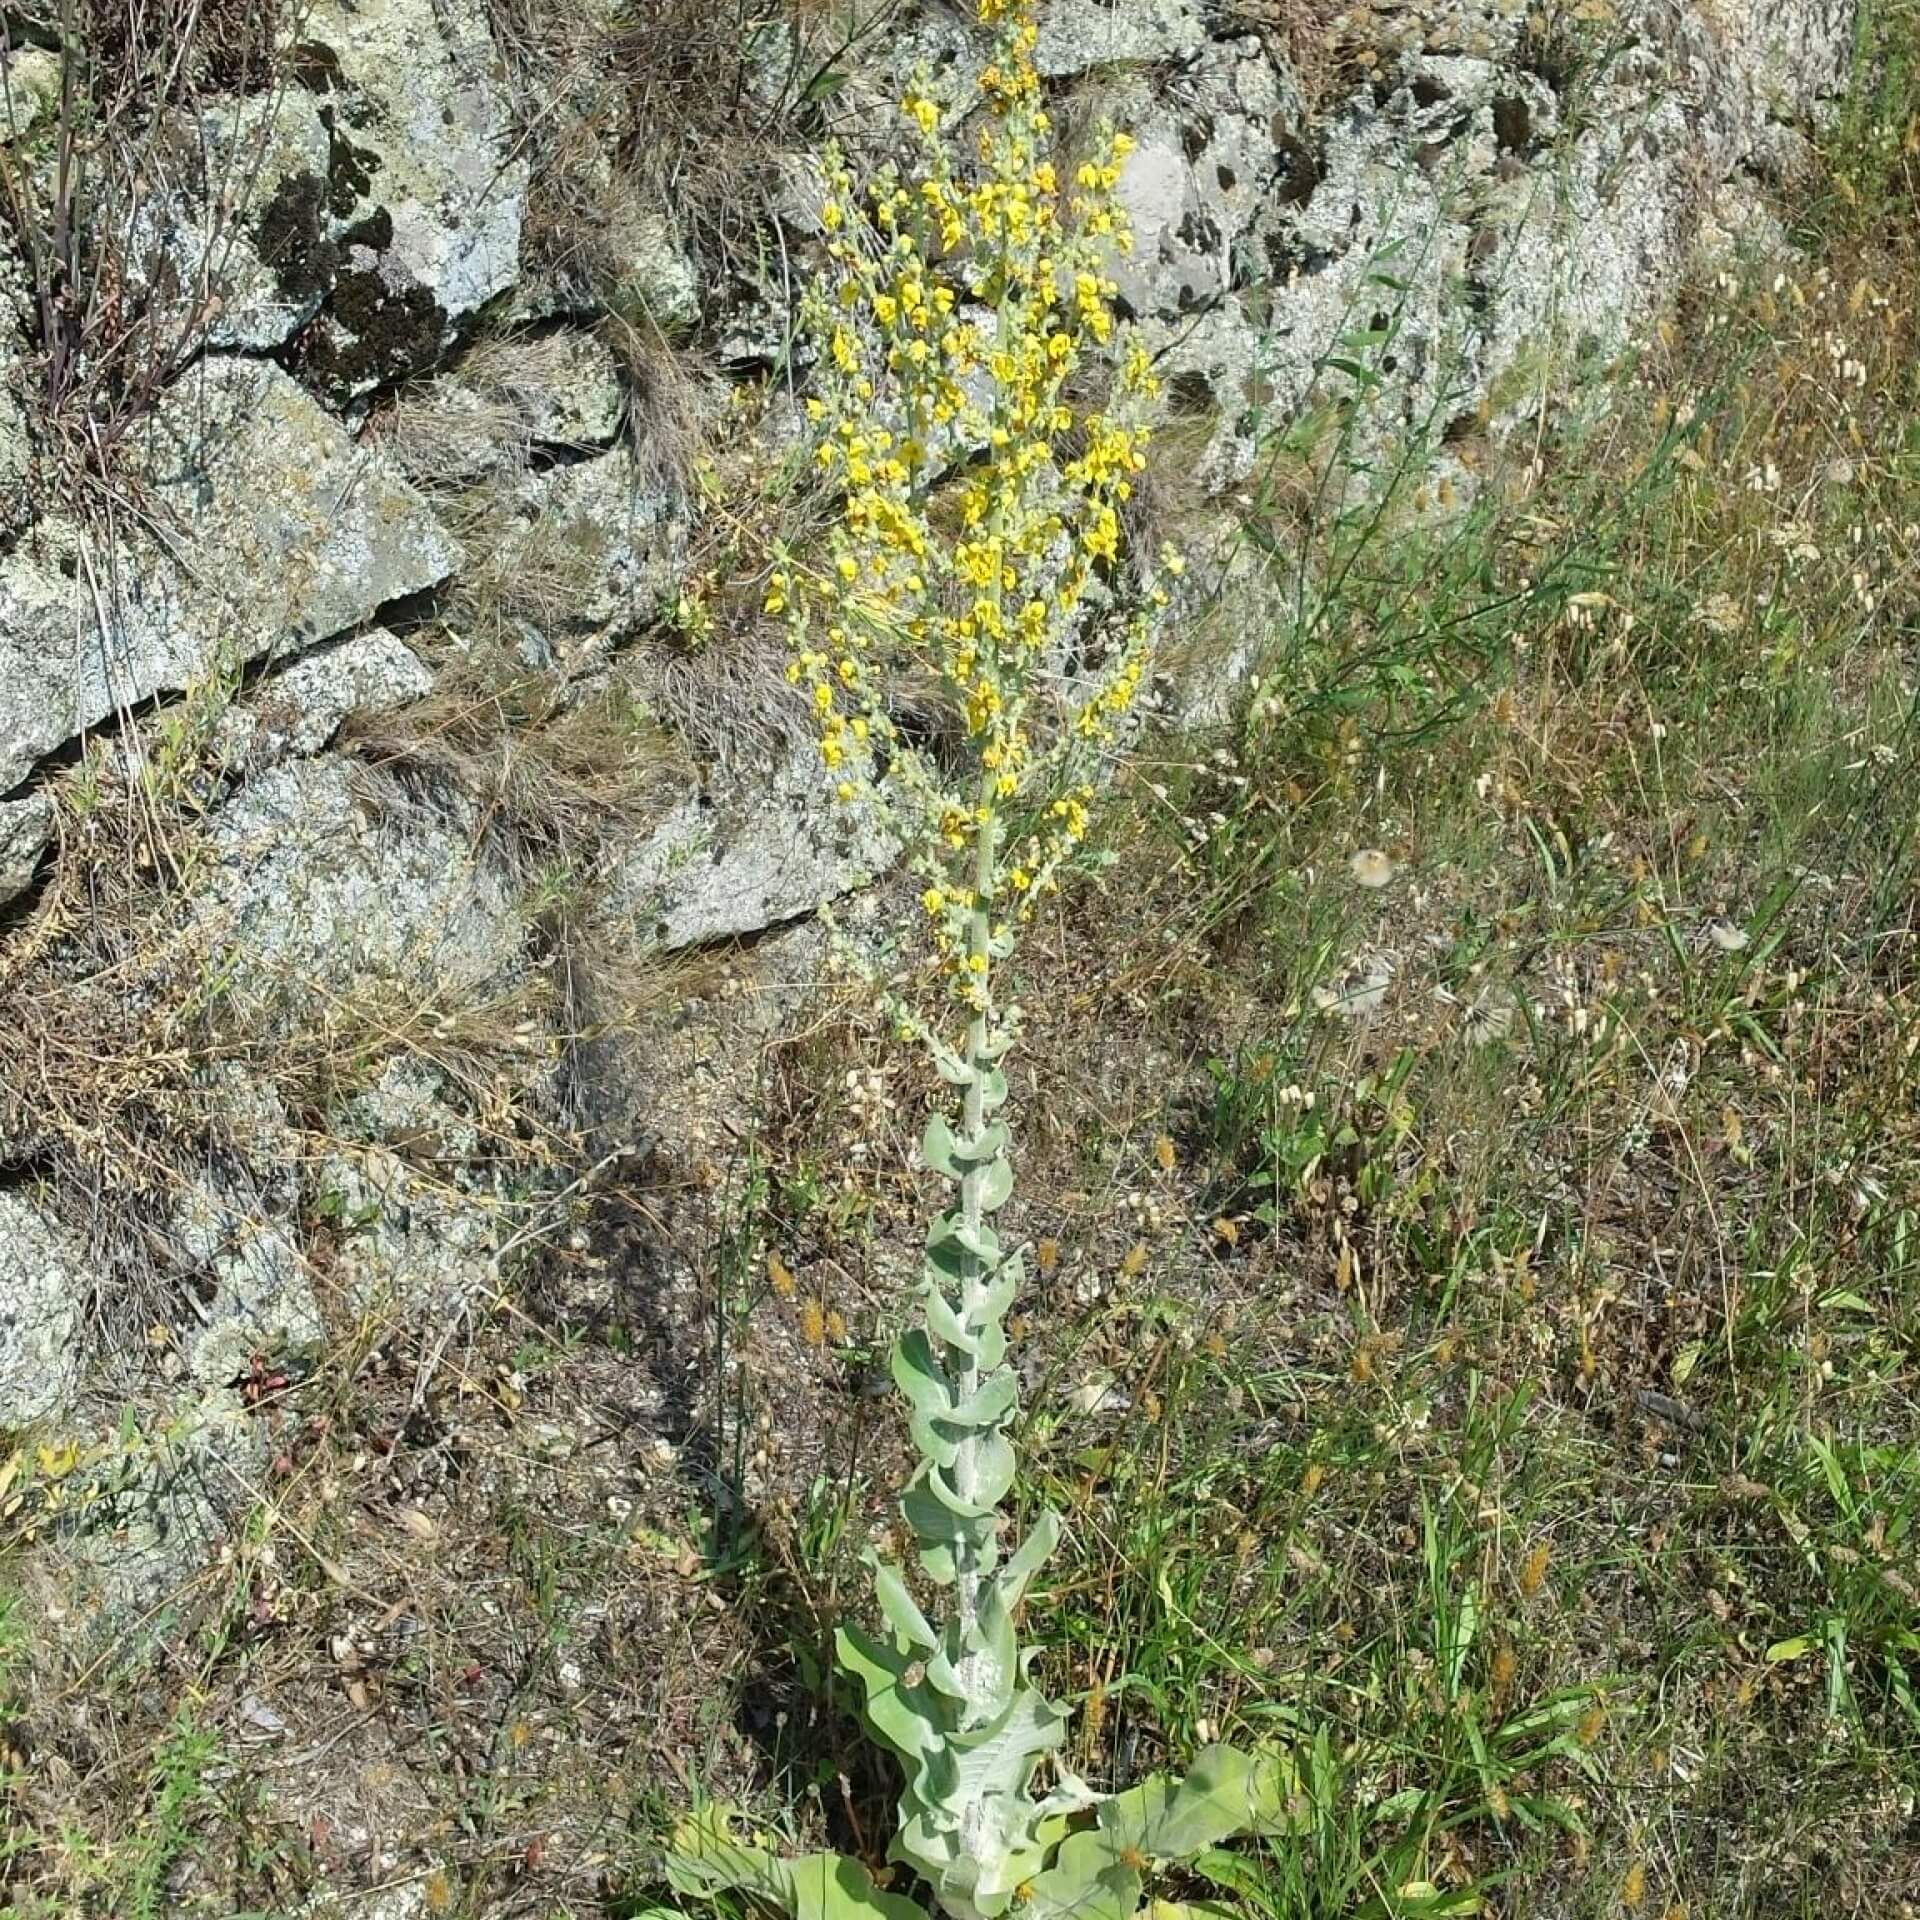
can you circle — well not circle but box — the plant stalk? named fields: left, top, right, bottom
left=949, top=769, right=999, bottom=1647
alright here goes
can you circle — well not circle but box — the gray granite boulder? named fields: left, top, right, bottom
left=293, top=0, right=528, bottom=398
left=216, top=628, right=435, bottom=771
left=601, top=742, right=896, bottom=951
left=124, top=88, right=334, bottom=353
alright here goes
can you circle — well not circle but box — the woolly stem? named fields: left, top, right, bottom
left=950, top=766, right=1000, bottom=1640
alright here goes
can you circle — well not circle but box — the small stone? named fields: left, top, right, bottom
left=0, top=790, right=52, bottom=906
left=0, top=1192, right=86, bottom=1427
left=0, top=50, right=58, bottom=143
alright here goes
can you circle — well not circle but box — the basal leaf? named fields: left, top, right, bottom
left=787, top=1851, right=930, bottom=1920
left=1024, top=1827, right=1140, bottom=1920
left=1098, top=1747, right=1265, bottom=1860
left=666, top=1805, right=797, bottom=1910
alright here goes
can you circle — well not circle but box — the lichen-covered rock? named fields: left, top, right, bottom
left=1717, top=0, right=1856, bottom=120
left=1114, top=0, right=1853, bottom=496
left=57, top=1387, right=267, bottom=1645
left=889, top=0, right=1202, bottom=92
left=125, top=89, right=333, bottom=352
left=0, top=1191, right=86, bottom=1428
left=0, top=48, right=59, bottom=143
left=1031, top=0, right=1203, bottom=75
left=601, top=742, right=896, bottom=950
left=187, top=756, right=527, bottom=1032
left=0, top=358, right=455, bottom=790
left=0, top=790, right=51, bottom=907
left=292, top=0, right=527, bottom=399
left=602, top=199, right=702, bottom=334
left=295, top=1058, right=506, bottom=1321
left=494, top=448, right=685, bottom=638
left=1103, top=38, right=1299, bottom=323
left=216, top=627, right=434, bottom=770
left=172, top=1187, right=320, bottom=1387
left=0, top=299, right=29, bottom=527
left=488, top=329, right=627, bottom=449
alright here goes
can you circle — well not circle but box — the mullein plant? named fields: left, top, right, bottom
left=667, top=6, right=1298, bottom=1917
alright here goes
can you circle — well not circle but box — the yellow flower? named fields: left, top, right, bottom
left=922, top=888, right=945, bottom=913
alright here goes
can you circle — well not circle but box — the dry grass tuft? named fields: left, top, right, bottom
left=485, top=0, right=785, bottom=292
left=1211, top=0, right=1356, bottom=113
left=340, top=643, right=694, bottom=862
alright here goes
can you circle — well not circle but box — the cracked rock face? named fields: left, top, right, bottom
left=0, top=358, right=456, bottom=791
left=216, top=628, right=435, bottom=771
left=492, top=448, right=687, bottom=647
left=600, top=741, right=897, bottom=951
left=955, top=0, right=1852, bottom=503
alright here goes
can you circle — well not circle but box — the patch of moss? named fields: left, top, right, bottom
left=254, top=170, right=336, bottom=309
left=300, top=209, right=449, bottom=403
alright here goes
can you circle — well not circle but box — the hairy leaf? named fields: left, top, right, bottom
left=788, top=1852, right=932, bottom=1920
left=872, top=1557, right=940, bottom=1653
left=975, top=1155, right=1014, bottom=1211
left=1098, top=1746, right=1300, bottom=1861
left=994, top=1508, right=1061, bottom=1609
left=1023, top=1828, right=1141, bottom=1920
left=837, top=1625, right=948, bottom=1764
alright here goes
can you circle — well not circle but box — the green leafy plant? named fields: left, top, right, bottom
left=662, top=5, right=1300, bottom=1917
